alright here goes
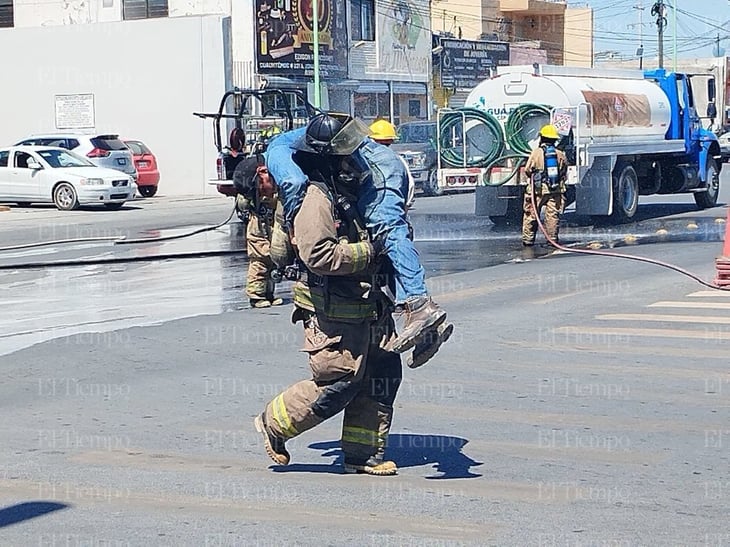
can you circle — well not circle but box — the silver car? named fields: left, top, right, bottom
left=15, top=133, right=138, bottom=181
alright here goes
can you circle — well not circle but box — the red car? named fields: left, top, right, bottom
left=123, top=139, right=160, bottom=197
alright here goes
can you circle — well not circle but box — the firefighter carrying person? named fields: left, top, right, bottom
left=264, top=115, right=450, bottom=362
left=522, top=123, right=568, bottom=247
left=233, top=155, right=283, bottom=308
left=254, top=113, right=403, bottom=475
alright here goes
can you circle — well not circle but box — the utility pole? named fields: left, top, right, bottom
left=632, top=2, right=645, bottom=70
left=651, top=0, right=667, bottom=69
left=312, top=0, right=320, bottom=108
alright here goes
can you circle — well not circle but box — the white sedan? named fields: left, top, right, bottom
left=0, top=145, right=135, bottom=210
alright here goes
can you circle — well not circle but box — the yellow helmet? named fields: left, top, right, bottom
left=369, top=119, right=397, bottom=141
left=539, top=124, right=559, bottom=140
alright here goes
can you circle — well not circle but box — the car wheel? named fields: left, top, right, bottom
left=139, top=186, right=157, bottom=198
left=694, top=157, right=720, bottom=209
left=53, top=182, right=79, bottom=211
left=104, top=203, right=124, bottom=210
left=422, top=170, right=443, bottom=197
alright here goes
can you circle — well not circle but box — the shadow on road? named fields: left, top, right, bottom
left=271, top=434, right=482, bottom=479
left=0, top=501, right=69, bottom=528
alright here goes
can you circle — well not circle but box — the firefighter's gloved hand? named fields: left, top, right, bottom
left=236, top=194, right=251, bottom=213
left=370, top=234, right=387, bottom=258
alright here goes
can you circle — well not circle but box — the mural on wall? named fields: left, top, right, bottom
left=254, top=0, right=347, bottom=80
left=376, top=0, right=430, bottom=81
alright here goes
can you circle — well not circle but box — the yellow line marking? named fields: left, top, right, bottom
left=648, top=301, right=730, bottom=310
left=529, top=289, right=590, bottom=305
left=554, top=325, right=730, bottom=341
left=596, top=313, right=730, bottom=325
left=688, top=290, right=730, bottom=297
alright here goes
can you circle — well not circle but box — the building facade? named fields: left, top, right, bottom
left=0, top=0, right=433, bottom=195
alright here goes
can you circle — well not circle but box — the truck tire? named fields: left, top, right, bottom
left=694, top=158, right=720, bottom=209
left=611, top=163, right=639, bottom=222
left=422, top=170, right=443, bottom=196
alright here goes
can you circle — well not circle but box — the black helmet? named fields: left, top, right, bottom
left=304, top=114, right=343, bottom=152
left=293, top=112, right=370, bottom=156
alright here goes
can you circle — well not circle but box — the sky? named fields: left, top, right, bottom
left=567, top=0, right=730, bottom=61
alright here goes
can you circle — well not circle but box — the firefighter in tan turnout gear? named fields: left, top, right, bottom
left=522, top=124, right=568, bottom=247
left=254, top=113, right=403, bottom=476
left=233, top=155, right=283, bottom=308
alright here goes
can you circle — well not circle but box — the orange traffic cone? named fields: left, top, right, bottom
left=714, top=207, right=730, bottom=288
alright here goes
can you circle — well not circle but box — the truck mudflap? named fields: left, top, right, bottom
left=474, top=185, right=522, bottom=217
left=575, top=156, right=613, bottom=216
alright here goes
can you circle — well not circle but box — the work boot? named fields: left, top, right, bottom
left=250, top=299, right=272, bottom=309
left=389, top=296, right=447, bottom=354
left=254, top=414, right=290, bottom=465
left=343, top=457, right=397, bottom=476
left=406, top=322, right=454, bottom=369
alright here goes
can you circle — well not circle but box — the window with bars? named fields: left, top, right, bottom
left=0, top=0, right=14, bottom=28
left=122, top=0, right=168, bottom=20
left=350, top=0, right=375, bottom=41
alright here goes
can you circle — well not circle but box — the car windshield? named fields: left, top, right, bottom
left=37, top=149, right=95, bottom=168
left=397, top=123, right=437, bottom=144
left=124, top=140, right=151, bottom=155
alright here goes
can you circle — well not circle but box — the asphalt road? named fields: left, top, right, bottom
left=1, top=184, right=730, bottom=546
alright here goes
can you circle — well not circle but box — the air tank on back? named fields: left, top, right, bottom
left=464, top=65, right=673, bottom=144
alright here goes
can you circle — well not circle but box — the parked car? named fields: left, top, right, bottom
left=0, top=146, right=134, bottom=210
left=15, top=133, right=138, bottom=183
left=392, top=121, right=440, bottom=196
left=122, top=139, right=160, bottom=197
left=719, top=132, right=730, bottom=163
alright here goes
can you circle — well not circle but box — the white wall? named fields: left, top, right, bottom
left=14, top=0, right=230, bottom=27
left=0, top=15, right=228, bottom=196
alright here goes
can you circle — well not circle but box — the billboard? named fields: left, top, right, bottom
left=439, top=39, right=510, bottom=89
left=254, top=0, right=348, bottom=80
left=376, top=0, right=431, bottom=82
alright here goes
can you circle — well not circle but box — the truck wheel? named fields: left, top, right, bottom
left=422, top=170, right=443, bottom=196
left=611, top=163, right=639, bottom=222
left=694, top=158, right=720, bottom=209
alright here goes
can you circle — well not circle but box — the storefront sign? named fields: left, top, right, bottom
left=254, top=0, right=348, bottom=80
left=376, top=0, right=430, bottom=82
left=439, top=39, right=510, bottom=89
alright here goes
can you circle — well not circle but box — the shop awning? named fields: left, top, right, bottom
left=355, top=82, right=427, bottom=95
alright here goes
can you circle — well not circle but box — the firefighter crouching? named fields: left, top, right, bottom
left=233, top=155, right=283, bottom=308
left=254, top=113, right=403, bottom=475
left=522, top=124, right=568, bottom=247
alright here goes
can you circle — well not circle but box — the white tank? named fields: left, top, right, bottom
left=464, top=65, right=673, bottom=142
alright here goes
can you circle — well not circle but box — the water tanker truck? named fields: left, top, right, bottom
left=437, top=64, right=723, bottom=224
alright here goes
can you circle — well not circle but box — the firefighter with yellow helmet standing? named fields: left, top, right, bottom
left=522, top=124, right=568, bottom=247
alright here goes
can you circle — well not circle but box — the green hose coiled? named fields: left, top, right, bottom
left=504, top=103, right=552, bottom=156
left=482, top=103, right=552, bottom=186
left=438, top=108, right=504, bottom=168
